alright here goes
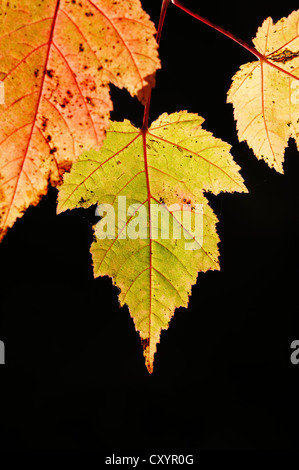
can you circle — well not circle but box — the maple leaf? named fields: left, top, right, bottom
left=0, top=0, right=160, bottom=241
left=227, top=10, right=299, bottom=173
left=57, top=111, right=247, bottom=373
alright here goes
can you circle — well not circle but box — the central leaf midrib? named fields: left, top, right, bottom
left=142, top=130, right=152, bottom=362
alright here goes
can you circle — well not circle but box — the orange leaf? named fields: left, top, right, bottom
left=0, top=0, right=160, bottom=240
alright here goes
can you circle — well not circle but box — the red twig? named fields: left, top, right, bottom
left=142, top=0, right=171, bottom=132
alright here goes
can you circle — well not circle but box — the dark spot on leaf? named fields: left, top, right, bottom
left=46, top=69, right=54, bottom=78
left=86, top=96, right=95, bottom=106
left=269, top=48, right=299, bottom=64
left=79, top=43, right=84, bottom=52
left=141, top=338, right=149, bottom=349
left=41, top=116, right=48, bottom=130
left=60, top=97, right=69, bottom=108
left=50, top=147, right=57, bottom=154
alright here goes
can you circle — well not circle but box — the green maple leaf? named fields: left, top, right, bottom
left=57, top=111, right=247, bottom=372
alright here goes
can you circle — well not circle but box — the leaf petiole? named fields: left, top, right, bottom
left=171, top=0, right=263, bottom=60
left=171, top=1, right=299, bottom=83
left=142, top=0, right=171, bottom=132
left=142, top=0, right=264, bottom=133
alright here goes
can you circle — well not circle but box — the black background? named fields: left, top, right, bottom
left=1, top=0, right=299, bottom=459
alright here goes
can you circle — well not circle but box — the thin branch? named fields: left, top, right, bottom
left=171, top=0, right=263, bottom=59
left=142, top=0, right=171, bottom=132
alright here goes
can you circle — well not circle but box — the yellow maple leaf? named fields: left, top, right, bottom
left=227, top=9, right=299, bottom=173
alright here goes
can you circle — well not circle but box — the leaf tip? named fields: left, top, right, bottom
left=141, top=337, right=156, bottom=374
left=146, top=361, right=154, bottom=374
